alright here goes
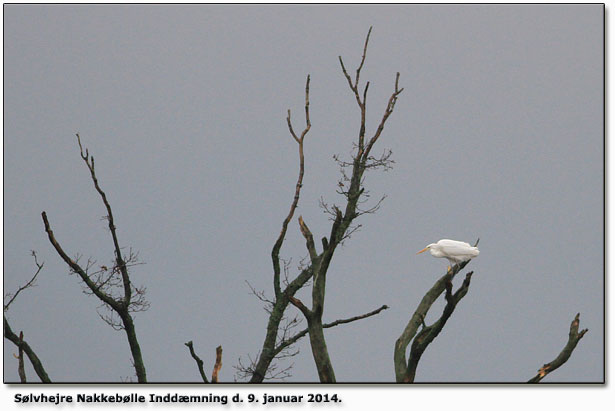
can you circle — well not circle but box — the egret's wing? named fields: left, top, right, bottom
left=438, top=239, right=472, bottom=249
left=437, top=240, right=478, bottom=258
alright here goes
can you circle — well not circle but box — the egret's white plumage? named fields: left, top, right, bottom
left=416, top=239, right=479, bottom=266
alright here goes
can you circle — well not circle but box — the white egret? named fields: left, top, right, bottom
left=416, top=239, right=479, bottom=267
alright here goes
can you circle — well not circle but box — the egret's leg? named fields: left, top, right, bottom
left=447, top=262, right=457, bottom=273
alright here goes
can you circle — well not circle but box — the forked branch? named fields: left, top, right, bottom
left=184, top=341, right=223, bottom=383
left=403, top=271, right=474, bottom=382
left=251, top=28, right=400, bottom=383
left=76, top=133, right=131, bottom=303
left=363, top=72, right=403, bottom=161
left=3, top=253, right=51, bottom=382
left=4, top=317, right=50, bottom=382
left=250, top=75, right=315, bottom=382
left=272, top=304, right=389, bottom=358
left=394, top=240, right=478, bottom=382
left=286, top=27, right=401, bottom=383
left=41, top=134, right=148, bottom=382
left=3, top=251, right=44, bottom=312
left=272, top=75, right=312, bottom=300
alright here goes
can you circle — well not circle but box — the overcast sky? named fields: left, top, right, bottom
left=3, top=4, right=603, bottom=383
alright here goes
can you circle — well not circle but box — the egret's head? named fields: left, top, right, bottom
left=416, top=243, right=436, bottom=254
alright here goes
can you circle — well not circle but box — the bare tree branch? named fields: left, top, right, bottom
left=355, top=26, right=372, bottom=87
left=76, top=133, right=132, bottom=304
left=42, top=212, right=119, bottom=309
left=235, top=352, right=295, bottom=382
left=3, top=252, right=51, bottom=382
left=4, top=317, right=51, bottom=382
left=251, top=28, right=401, bottom=383
left=245, top=281, right=275, bottom=310
left=287, top=294, right=311, bottom=318
left=265, top=27, right=401, bottom=383
left=394, top=240, right=478, bottom=382
left=528, top=313, right=588, bottom=383
left=272, top=304, right=389, bottom=357
left=184, top=340, right=208, bottom=382
left=212, top=346, right=223, bottom=383
left=363, top=72, right=403, bottom=161
left=249, top=75, right=316, bottom=382
left=41, top=134, right=148, bottom=382
left=4, top=251, right=43, bottom=312
left=403, top=271, right=474, bottom=382
left=271, top=75, right=312, bottom=300
left=339, top=26, right=371, bottom=148
left=298, top=215, right=318, bottom=262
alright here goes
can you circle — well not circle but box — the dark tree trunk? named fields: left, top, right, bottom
left=120, top=312, right=147, bottom=382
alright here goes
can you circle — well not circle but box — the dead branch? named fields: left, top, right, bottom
left=249, top=75, right=316, bottom=382
left=235, top=353, right=294, bottom=382
left=76, top=133, right=132, bottom=303
left=4, top=251, right=44, bottom=311
left=283, top=27, right=401, bottom=383
left=245, top=281, right=275, bottom=309
left=212, top=346, right=223, bottom=383
left=3, top=252, right=51, bottom=382
left=251, top=28, right=401, bottom=382
left=363, top=72, right=403, bottom=161
left=339, top=26, right=371, bottom=149
left=41, top=134, right=148, bottom=382
left=184, top=340, right=208, bottom=383
left=403, top=271, right=474, bottom=382
left=528, top=313, right=588, bottom=383
left=272, top=304, right=389, bottom=358
left=394, top=240, right=478, bottom=382
left=4, top=317, right=51, bottom=382
left=298, top=215, right=318, bottom=262
left=271, top=74, right=311, bottom=300
left=42, top=212, right=119, bottom=309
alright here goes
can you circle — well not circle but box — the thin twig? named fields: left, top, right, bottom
left=4, top=251, right=44, bottom=311
left=273, top=304, right=389, bottom=357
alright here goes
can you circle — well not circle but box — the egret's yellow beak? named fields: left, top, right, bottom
left=416, top=247, right=428, bottom=255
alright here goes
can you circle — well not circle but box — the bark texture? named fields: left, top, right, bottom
left=394, top=251, right=476, bottom=382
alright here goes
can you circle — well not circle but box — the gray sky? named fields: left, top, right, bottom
left=3, top=4, right=603, bottom=383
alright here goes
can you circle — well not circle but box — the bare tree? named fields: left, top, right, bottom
left=394, top=240, right=588, bottom=383
left=7, top=28, right=592, bottom=385
left=242, top=27, right=401, bottom=383
left=40, top=134, right=149, bottom=382
left=4, top=251, right=51, bottom=382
